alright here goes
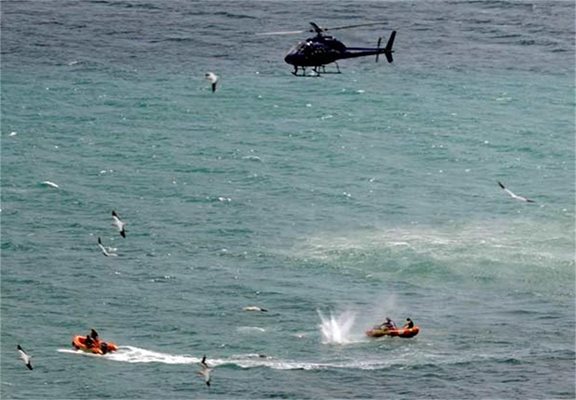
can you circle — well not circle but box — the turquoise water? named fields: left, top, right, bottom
left=1, top=1, right=574, bottom=399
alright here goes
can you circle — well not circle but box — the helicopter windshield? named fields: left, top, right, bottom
left=286, top=41, right=310, bottom=56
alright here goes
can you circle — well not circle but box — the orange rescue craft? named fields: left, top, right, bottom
left=365, top=326, right=420, bottom=338
left=72, top=335, right=118, bottom=355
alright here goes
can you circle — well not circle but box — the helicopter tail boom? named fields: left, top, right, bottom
left=344, top=30, right=396, bottom=63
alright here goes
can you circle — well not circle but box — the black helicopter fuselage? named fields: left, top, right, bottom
left=284, top=35, right=346, bottom=67
left=284, top=31, right=396, bottom=75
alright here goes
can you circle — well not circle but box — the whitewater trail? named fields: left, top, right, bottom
left=58, top=347, right=200, bottom=364
left=56, top=336, right=527, bottom=372
left=57, top=346, right=400, bottom=370
left=58, top=346, right=398, bottom=370
left=57, top=311, right=373, bottom=368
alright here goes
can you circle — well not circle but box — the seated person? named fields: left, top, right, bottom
left=84, top=335, right=94, bottom=349
left=403, top=318, right=414, bottom=329
left=90, top=329, right=99, bottom=342
left=380, top=317, right=397, bottom=330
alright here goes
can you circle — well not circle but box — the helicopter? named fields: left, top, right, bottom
left=258, top=22, right=396, bottom=76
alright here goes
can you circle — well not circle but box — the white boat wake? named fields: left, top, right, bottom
left=58, top=344, right=519, bottom=372
left=58, top=346, right=200, bottom=364
left=57, top=346, right=391, bottom=370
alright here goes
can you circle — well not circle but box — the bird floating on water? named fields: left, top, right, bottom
left=242, top=306, right=268, bottom=312
left=498, top=181, right=535, bottom=203
left=205, top=72, right=219, bottom=93
left=17, top=345, right=33, bottom=370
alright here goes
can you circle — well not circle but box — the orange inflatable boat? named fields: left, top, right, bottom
left=72, top=335, right=119, bottom=355
left=365, top=326, right=420, bottom=338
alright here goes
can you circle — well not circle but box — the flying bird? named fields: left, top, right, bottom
left=242, top=306, right=268, bottom=312
left=198, top=355, right=213, bottom=386
left=497, top=181, right=535, bottom=203
left=17, top=345, right=33, bottom=370
left=205, top=72, right=219, bottom=93
left=40, top=181, right=59, bottom=188
left=112, top=211, right=126, bottom=238
left=97, top=237, right=118, bottom=257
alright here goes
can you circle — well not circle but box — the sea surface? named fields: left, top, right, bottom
left=1, top=1, right=574, bottom=399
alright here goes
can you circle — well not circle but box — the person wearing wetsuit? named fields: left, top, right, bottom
left=84, top=335, right=94, bottom=349
left=381, top=317, right=397, bottom=330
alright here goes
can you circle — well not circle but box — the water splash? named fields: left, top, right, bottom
left=317, top=309, right=359, bottom=344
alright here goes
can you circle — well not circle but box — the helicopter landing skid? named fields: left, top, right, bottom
left=291, top=64, right=341, bottom=77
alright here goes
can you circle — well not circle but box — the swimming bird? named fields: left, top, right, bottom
left=17, top=345, right=33, bottom=370
left=198, top=355, right=213, bottom=386
left=111, top=211, right=126, bottom=238
left=97, top=237, right=118, bottom=257
left=242, top=306, right=268, bottom=312
left=497, top=181, right=535, bottom=203
left=205, top=72, right=219, bottom=93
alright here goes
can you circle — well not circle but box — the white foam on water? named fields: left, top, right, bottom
left=58, top=345, right=530, bottom=372
left=236, top=326, right=267, bottom=334
left=57, top=346, right=388, bottom=370
left=58, top=346, right=200, bottom=364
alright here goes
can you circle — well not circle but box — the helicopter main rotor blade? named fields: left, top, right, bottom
left=256, top=21, right=387, bottom=36
left=255, top=30, right=305, bottom=36
left=323, top=22, right=387, bottom=32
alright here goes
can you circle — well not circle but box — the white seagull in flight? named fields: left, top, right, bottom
left=198, top=355, right=213, bottom=386
left=205, top=72, right=219, bottom=93
left=97, top=237, right=118, bottom=257
left=498, top=181, right=535, bottom=203
left=41, top=181, right=59, bottom=188
left=17, top=345, right=33, bottom=370
left=112, top=210, right=126, bottom=238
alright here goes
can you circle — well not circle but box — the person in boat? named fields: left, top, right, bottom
left=84, top=335, right=95, bottom=349
left=380, top=317, right=397, bottom=330
left=90, top=329, right=99, bottom=342
left=403, top=318, right=414, bottom=329
left=99, top=342, right=109, bottom=354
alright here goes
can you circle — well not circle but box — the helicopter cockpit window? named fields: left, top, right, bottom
left=287, top=41, right=309, bottom=55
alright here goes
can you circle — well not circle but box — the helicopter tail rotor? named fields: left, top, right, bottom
left=383, top=30, right=396, bottom=63
left=375, top=37, right=382, bottom=62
